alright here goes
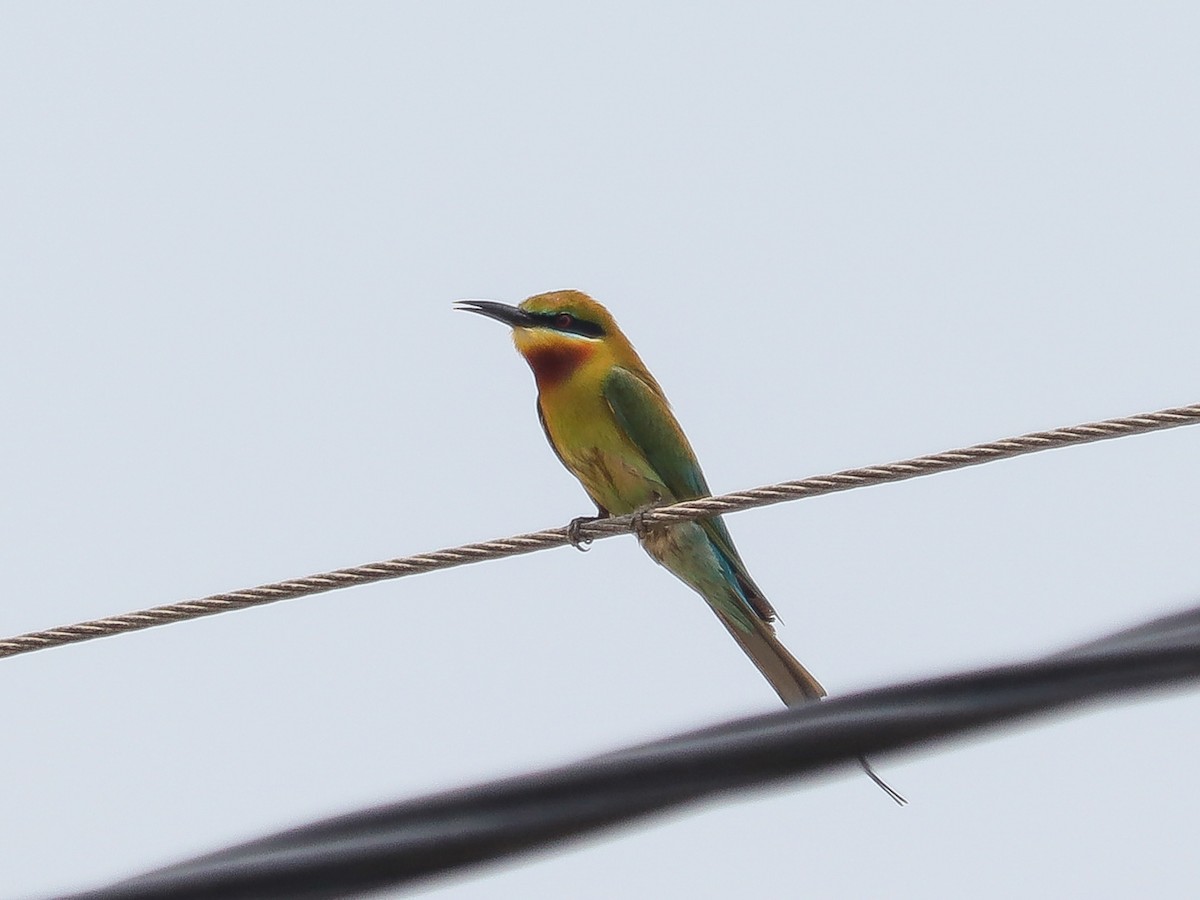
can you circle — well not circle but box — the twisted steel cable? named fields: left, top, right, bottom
left=3, top=401, right=1197, bottom=661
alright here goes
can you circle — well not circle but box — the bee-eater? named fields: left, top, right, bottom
left=457, top=289, right=823, bottom=703
left=457, top=290, right=901, bottom=801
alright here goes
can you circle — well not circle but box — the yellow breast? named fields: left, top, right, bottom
left=537, top=373, right=668, bottom=515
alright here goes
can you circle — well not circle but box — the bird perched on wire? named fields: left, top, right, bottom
left=457, top=290, right=902, bottom=803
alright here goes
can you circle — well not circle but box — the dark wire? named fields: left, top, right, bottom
left=64, top=601, right=1200, bottom=900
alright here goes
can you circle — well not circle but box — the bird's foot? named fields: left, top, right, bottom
left=566, top=515, right=603, bottom=551
left=629, top=506, right=655, bottom=542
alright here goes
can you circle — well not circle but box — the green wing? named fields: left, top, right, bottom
left=601, top=366, right=777, bottom=623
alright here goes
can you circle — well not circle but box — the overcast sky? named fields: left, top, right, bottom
left=2, top=3, right=1198, bottom=897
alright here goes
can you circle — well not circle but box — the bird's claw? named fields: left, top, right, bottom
left=629, top=507, right=653, bottom=542
left=566, top=515, right=599, bottom=551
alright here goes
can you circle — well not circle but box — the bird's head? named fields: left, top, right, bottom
left=456, top=290, right=651, bottom=390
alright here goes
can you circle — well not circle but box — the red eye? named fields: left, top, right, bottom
left=555, top=313, right=574, bottom=328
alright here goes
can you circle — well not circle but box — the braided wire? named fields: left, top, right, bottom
left=2, top=402, right=1197, bottom=660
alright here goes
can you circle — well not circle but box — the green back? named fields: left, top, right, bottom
left=602, top=366, right=777, bottom=624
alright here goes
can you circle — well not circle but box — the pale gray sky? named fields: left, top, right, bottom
left=2, top=3, right=1198, bottom=897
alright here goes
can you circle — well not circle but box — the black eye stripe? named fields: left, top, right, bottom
left=530, top=312, right=605, bottom=338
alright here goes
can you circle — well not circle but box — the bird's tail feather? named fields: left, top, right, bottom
left=712, top=607, right=826, bottom=704
left=713, top=607, right=908, bottom=805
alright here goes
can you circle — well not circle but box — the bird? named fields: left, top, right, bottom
left=457, top=290, right=902, bottom=803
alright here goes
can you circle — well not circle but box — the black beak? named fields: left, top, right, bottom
left=454, top=300, right=538, bottom=329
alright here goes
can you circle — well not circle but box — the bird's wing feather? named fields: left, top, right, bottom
left=601, top=367, right=709, bottom=499
left=601, top=366, right=778, bottom=623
